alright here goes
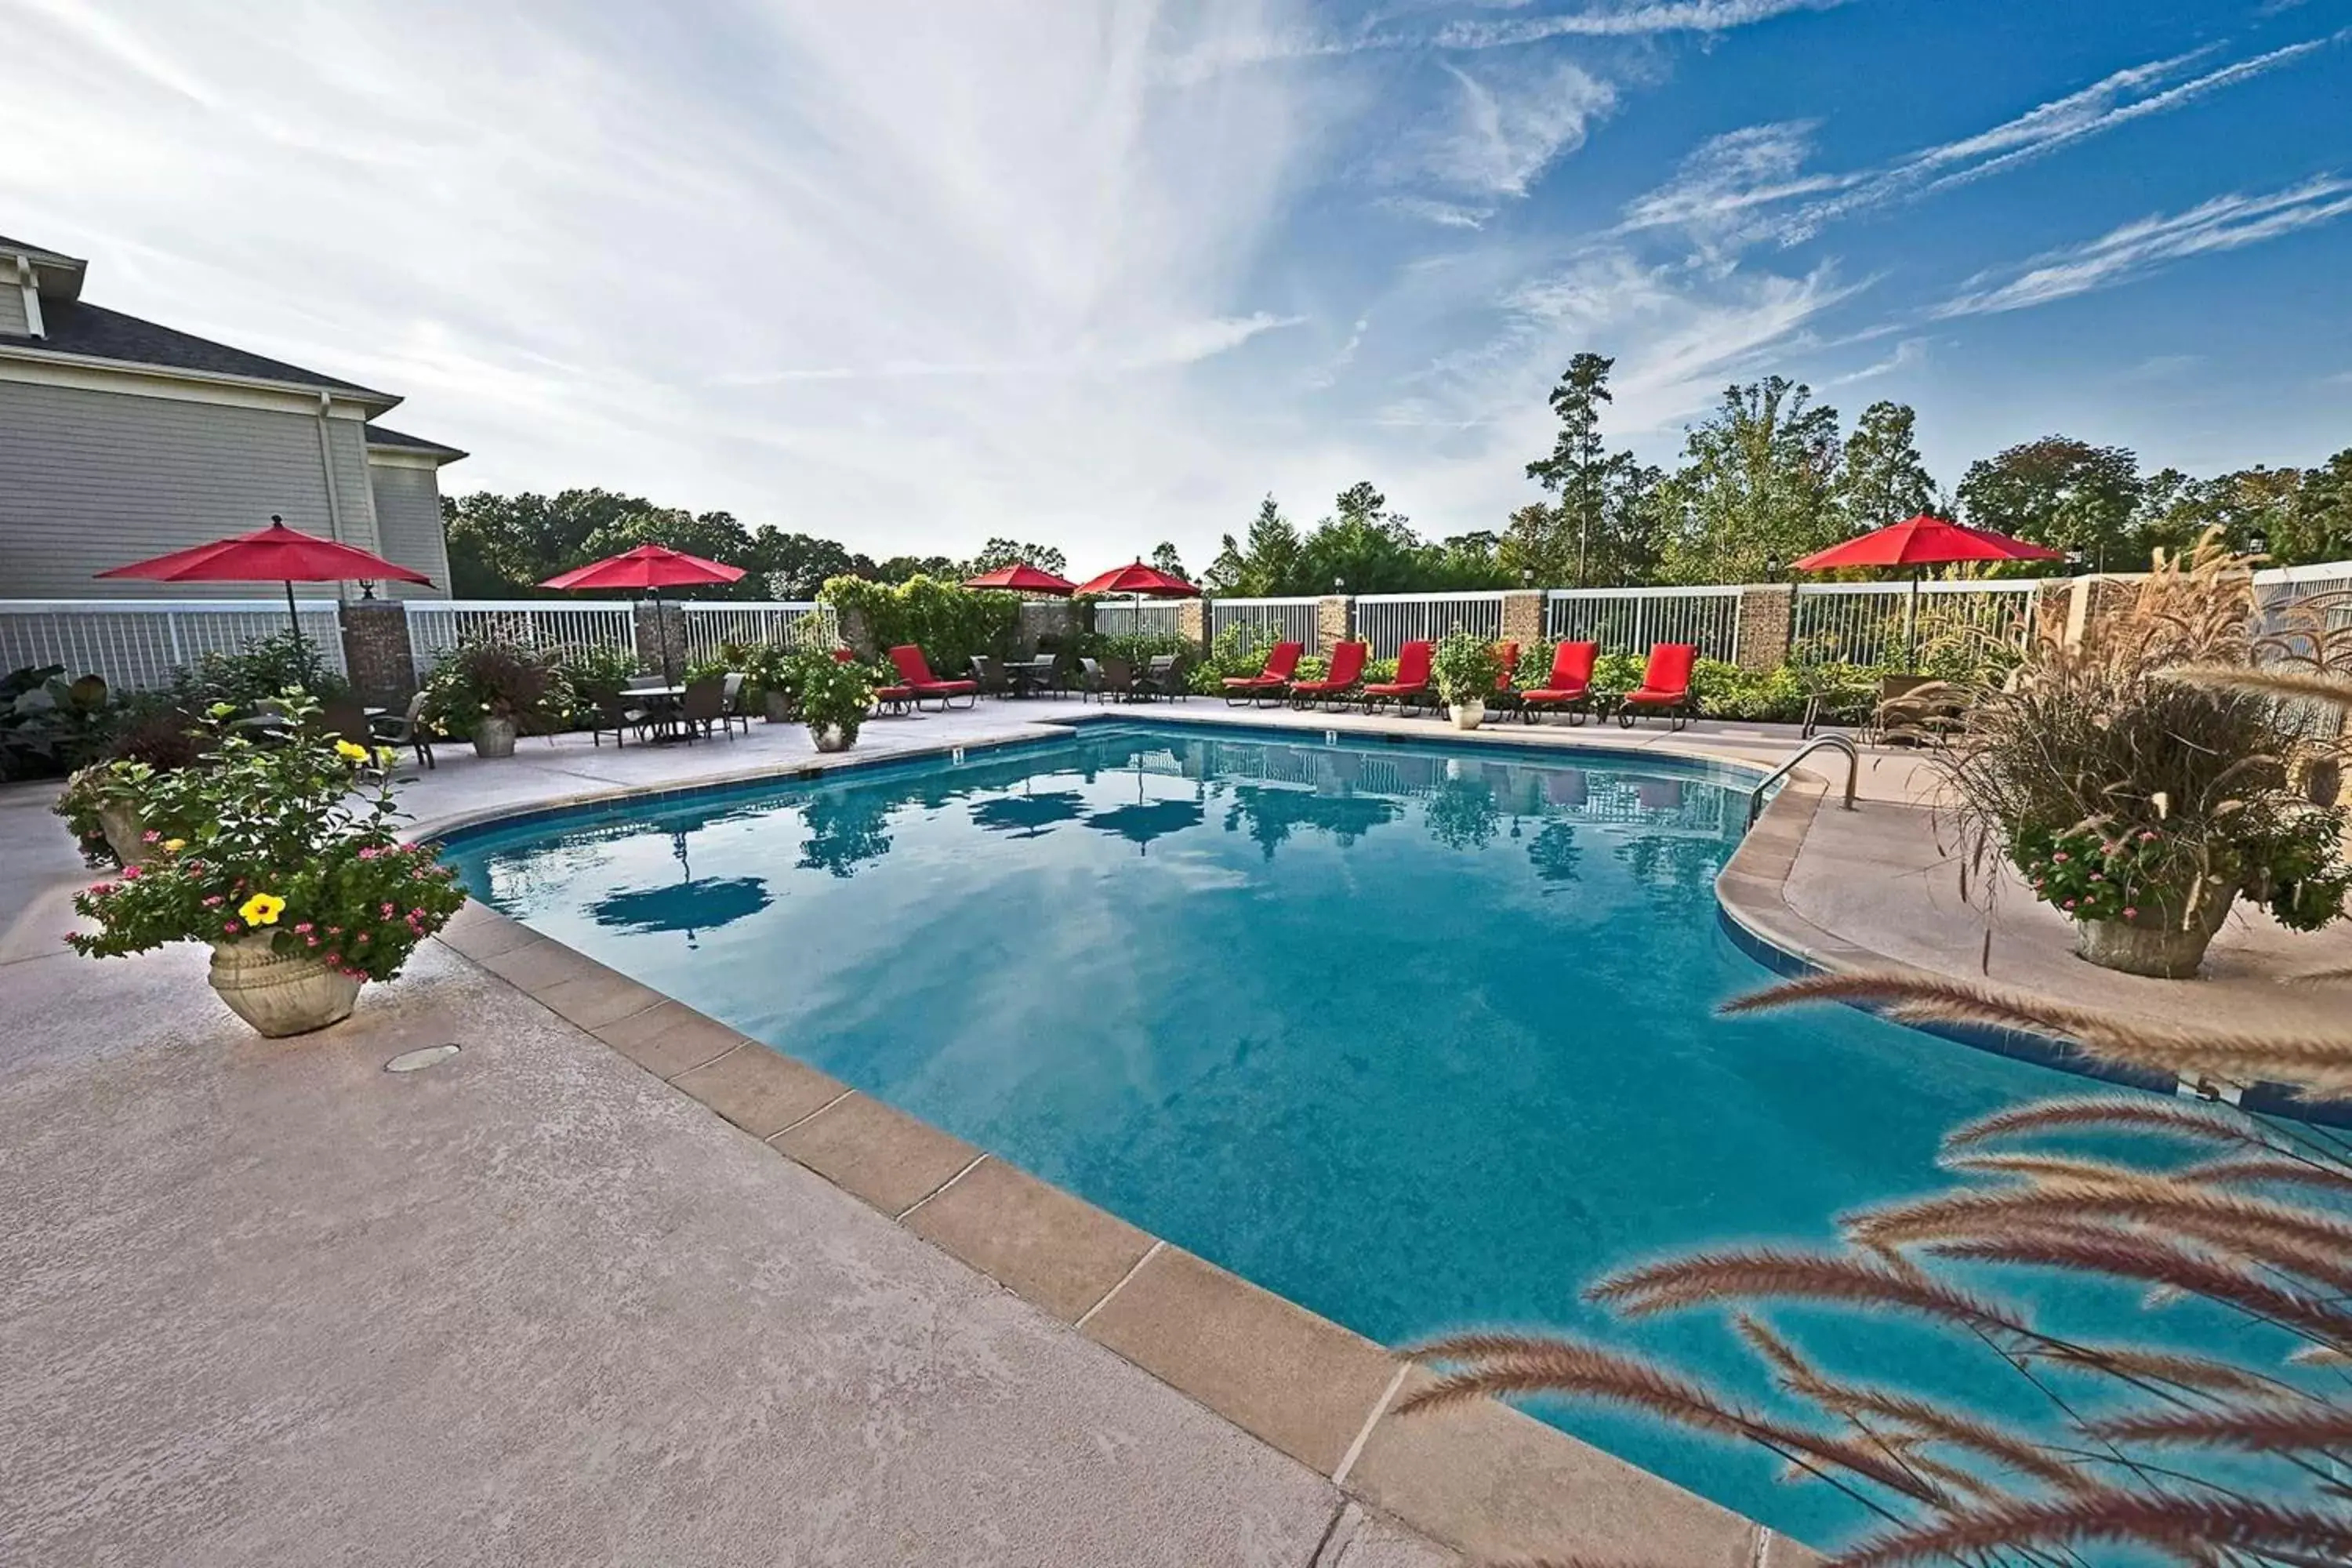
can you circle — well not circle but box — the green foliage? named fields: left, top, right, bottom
left=1958, top=436, right=2143, bottom=570
left=422, top=633, right=570, bottom=739
left=1512, top=354, right=1661, bottom=587
left=792, top=651, right=873, bottom=745
left=1432, top=631, right=1504, bottom=705
left=556, top=644, right=644, bottom=726
left=191, top=630, right=350, bottom=709
left=964, top=538, right=1068, bottom=578
left=1837, top=399, right=1939, bottom=532
left=65, top=696, right=466, bottom=983
left=819, top=574, right=1019, bottom=673
left=1188, top=623, right=1276, bottom=692
left=1, top=664, right=116, bottom=781
left=1650, top=376, right=1846, bottom=585
left=1205, top=485, right=1509, bottom=597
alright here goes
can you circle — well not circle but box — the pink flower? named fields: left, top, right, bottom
left=141, top=829, right=161, bottom=844
left=2122, top=906, right=2140, bottom=919
left=358, top=846, right=382, bottom=861
left=356, top=932, right=371, bottom=945
left=306, top=936, right=320, bottom=947
left=325, top=952, right=342, bottom=964
left=120, top=865, right=141, bottom=880
left=91, top=881, right=118, bottom=897
left=327, top=925, right=342, bottom=935
left=408, top=908, right=426, bottom=921
left=2089, top=872, right=2103, bottom=883
left=2051, top=851, right=2070, bottom=864
left=381, top=902, right=396, bottom=918
left=223, top=920, right=241, bottom=934
left=2031, top=877, right=2046, bottom=889
left=2139, top=829, right=2158, bottom=843
left=2062, top=898, right=2076, bottom=910
left=294, top=922, right=314, bottom=935
left=400, top=842, right=419, bottom=854
left=201, top=895, right=223, bottom=907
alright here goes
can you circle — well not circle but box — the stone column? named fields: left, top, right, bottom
left=338, top=600, right=417, bottom=703
left=1017, top=599, right=1076, bottom=655
left=1734, top=584, right=1793, bottom=670
left=633, top=600, right=689, bottom=679
left=1499, top=590, right=1544, bottom=648
left=1176, top=597, right=1209, bottom=655
left=1316, top=594, right=1352, bottom=648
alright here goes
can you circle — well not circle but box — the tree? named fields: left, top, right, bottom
left=2285, top=448, right=2352, bottom=565
left=1835, top=400, right=1937, bottom=533
left=870, top=554, right=958, bottom=583
left=575, top=506, right=770, bottom=600
left=440, top=488, right=659, bottom=597
left=963, top=538, right=1069, bottom=579
left=1148, top=542, right=1186, bottom=581
left=1203, top=495, right=1305, bottom=596
left=1651, top=378, right=1844, bottom=584
left=1524, top=354, right=1621, bottom=586
left=750, top=530, right=873, bottom=600
left=1957, top=437, right=2143, bottom=570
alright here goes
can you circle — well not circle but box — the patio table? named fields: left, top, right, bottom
left=1009, top=658, right=1059, bottom=697
left=621, top=684, right=691, bottom=742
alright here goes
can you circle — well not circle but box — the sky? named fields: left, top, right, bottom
left=5, top=0, right=2350, bottom=568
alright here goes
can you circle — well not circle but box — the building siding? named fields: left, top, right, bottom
left=0, top=380, right=385, bottom=599
left=366, top=460, right=453, bottom=599
left=0, top=287, right=28, bottom=337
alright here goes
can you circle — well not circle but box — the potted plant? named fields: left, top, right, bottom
left=1432, top=631, right=1504, bottom=731
left=793, top=650, right=873, bottom=753
left=66, top=696, right=466, bottom=1036
left=422, top=633, right=568, bottom=758
left=53, top=701, right=209, bottom=865
left=742, top=641, right=803, bottom=723
left=1939, top=537, right=2350, bottom=978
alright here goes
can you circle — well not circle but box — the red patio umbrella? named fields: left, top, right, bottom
left=962, top=562, right=1079, bottom=595
left=98, top=513, right=434, bottom=642
left=1791, top=514, right=2060, bottom=667
left=540, top=543, right=746, bottom=680
left=1073, top=562, right=1199, bottom=645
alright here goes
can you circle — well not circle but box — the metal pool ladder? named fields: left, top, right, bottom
left=1747, top=735, right=1859, bottom=827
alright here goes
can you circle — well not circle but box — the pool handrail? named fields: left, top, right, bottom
left=1747, top=735, right=1859, bottom=827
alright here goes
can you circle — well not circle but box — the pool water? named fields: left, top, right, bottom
left=444, top=723, right=2261, bottom=1541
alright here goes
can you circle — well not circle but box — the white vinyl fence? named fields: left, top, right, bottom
left=677, top=603, right=835, bottom=664
left=1545, top=586, right=1743, bottom=661
left=1092, top=601, right=1187, bottom=639
left=2254, top=562, right=2352, bottom=644
left=403, top=601, right=637, bottom=680
left=1209, top=597, right=1322, bottom=655
left=1352, top=591, right=1508, bottom=657
left=0, top=598, right=346, bottom=691
left=1788, top=580, right=2041, bottom=667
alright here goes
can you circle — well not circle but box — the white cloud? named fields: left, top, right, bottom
left=1417, top=58, right=1617, bottom=198
left=1615, top=121, right=1853, bottom=249
left=1826, top=336, right=1927, bottom=387
left=1935, top=178, right=2352, bottom=317
left=1377, top=195, right=1496, bottom=228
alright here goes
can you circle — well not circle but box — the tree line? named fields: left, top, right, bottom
left=443, top=354, right=2351, bottom=601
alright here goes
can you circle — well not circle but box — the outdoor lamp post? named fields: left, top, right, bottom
left=2065, top=546, right=2087, bottom=575
left=1764, top=554, right=1780, bottom=580
left=1333, top=576, right=1345, bottom=592
left=2249, top=528, right=2270, bottom=560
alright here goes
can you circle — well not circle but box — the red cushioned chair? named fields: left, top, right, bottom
left=887, top=644, right=979, bottom=711
left=1617, top=643, right=1697, bottom=731
left=1488, top=641, right=1522, bottom=713
left=1517, top=641, right=1599, bottom=725
left=1221, top=640, right=1304, bottom=707
left=1361, top=639, right=1433, bottom=714
left=1287, top=641, right=1369, bottom=711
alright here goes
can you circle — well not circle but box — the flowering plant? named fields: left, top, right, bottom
left=65, top=694, right=466, bottom=984
left=2012, top=808, right=2350, bottom=933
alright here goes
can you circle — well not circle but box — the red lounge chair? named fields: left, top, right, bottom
left=1362, top=639, right=1432, bottom=714
left=1221, top=640, right=1304, bottom=706
left=1517, top=641, right=1599, bottom=724
left=871, top=683, right=915, bottom=716
left=1617, top=643, right=1697, bottom=731
left=887, top=644, right=979, bottom=711
left=1287, top=641, right=1368, bottom=710
left=1489, top=641, right=1522, bottom=710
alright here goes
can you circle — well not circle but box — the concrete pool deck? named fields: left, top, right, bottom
left=6, top=696, right=2343, bottom=1564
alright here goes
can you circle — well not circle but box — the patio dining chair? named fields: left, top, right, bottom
left=1098, top=657, right=1138, bottom=702
left=1075, top=657, right=1107, bottom=703
left=368, top=690, right=437, bottom=771
left=677, top=676, right=730, bottom=742
left=587, top=690, right=648, bottom=748
left=719, top=673, right=753, bottom=736
left=968, top=654, right=1011, bottom=698
left=1142, top=653, right=1186, bottom=701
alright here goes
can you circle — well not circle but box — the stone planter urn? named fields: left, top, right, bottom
left=1448, top=699, right=1486, bottom=731
left=764, top=689, right=795, bottom=724
left=2073, top=886, right=2234, bottom=979
left=473, top=716, right=518, bottom=759
left=97, top=802, right=153, bottom=866
left=208, top=934, right=362, bottom=1036
left=809, top=723, right=855, bottom=753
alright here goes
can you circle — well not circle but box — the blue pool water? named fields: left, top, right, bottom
left=444, top=723, right=2267, bottom=1542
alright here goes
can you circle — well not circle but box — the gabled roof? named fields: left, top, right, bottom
left=365, top=423, right=467, bottom=463
left=2, top=298, right=394, bottom=404
left=0, top=234, right=83, bottom=266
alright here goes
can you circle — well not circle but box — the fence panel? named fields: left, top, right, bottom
left=1544, top=587, right=1742, bottom=661
left=2253, top=561, right=2352, bottom=645
left=677, top=603, right=837, bottom=664
left=1351, top=592, right=1508, bottom=658
left=1208, top=597, right=1322, bottom=655
left=1092, top=601, right=1187, bottom=640
left=1788, top=581, right=2038, bottom=666
left=0, top=599, right=346, bottom=691
left=404, top=601, right=637, bottom=680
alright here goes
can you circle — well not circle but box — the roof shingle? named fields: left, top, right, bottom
left=1, top=299, right=390, bottom=401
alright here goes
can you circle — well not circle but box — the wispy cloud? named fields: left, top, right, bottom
left=1827, top=336, right=1928, bottom=386
left=1934, top=177, right=2352, bottom=317
left=1414, top=57, right=1618, bottom=197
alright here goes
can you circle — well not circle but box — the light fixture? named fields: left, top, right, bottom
left=1520, top=566, right=1535, bottom=585
left=1763, top=554, right=1780, bottom=579
left=2064, top=546, right=2087, bottom=574
left=2248, top=528, right=2270, bottom=559
left=357, top=578, right=378, bottom=601
left=1332, top=575, right=1345, bottom=591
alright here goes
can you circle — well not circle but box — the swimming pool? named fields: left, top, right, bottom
left=442, top=721, right=2245, bottom=1541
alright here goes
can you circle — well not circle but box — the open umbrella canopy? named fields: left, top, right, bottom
left=1072, top=562, right=1200, bottom=598
left=962, top=562, right=1078, bottom=596
left=1791, top=514, right=2063, bottom=572
left=98, top=515, right=434, bottom=588
left=539, top=543, right=746, bottom=592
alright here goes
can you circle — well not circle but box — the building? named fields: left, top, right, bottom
left=0, top=234, right=462, bottom=600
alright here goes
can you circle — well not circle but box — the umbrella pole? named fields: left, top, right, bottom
left=1905, top=570, right=1920, bottom=670
left=283, top=579, right=313, bottom=680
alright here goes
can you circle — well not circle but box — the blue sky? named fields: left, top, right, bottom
left=5, top=0, right=2348, bottom=565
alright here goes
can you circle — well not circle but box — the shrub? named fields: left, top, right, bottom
left=1432, top=631, right=1503, bottom=706
left=819, top=574, right=1018, bottom=673
left=421, top=633, right=570, bottom=740
left=67, top=695, right=465, bottom=984
left=1, top=664, right=115, bottom=781
left=792, top=649, right=872, bottom=745
left=190, top=630, right=350, bottom=709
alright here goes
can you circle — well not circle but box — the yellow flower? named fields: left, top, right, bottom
left=334, top=739, right=372, bottom=763
left=162, top=838, right=186, bottom=853
left=238, top=892, right=287, bottom=927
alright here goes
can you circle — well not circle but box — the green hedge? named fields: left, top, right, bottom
left=818, top=574, right=1021, bottom=674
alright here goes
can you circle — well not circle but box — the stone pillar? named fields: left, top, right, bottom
left=1499, top=590, right=1544, bottom=648
left=338, top=600, right=417, bottom=703
left=1734, top=584, right=1793, bottom=671
left=833, top=604, right=874, bottom=659
left=1017, top=599, right=1076, bottom=655
left=633, top=600, right=689, bottom=679
left=1316, top=594, right=1352, bottom=648
left=1176, top=597, right=1209, bottom=655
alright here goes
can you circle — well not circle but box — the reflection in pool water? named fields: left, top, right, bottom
left=445, top=722, right=2234, bottom=1543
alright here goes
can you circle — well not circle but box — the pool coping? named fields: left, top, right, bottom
left=414, top=714, right=1824, bottom=1567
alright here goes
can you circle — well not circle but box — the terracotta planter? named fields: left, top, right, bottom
left=97, top=802, right=152, bottom=866
left=473, top=716, right=517, bottom=759
left=1448, top=699, right=1486, bottom=731
left=809, top=723, right=855, bottom=753
left=208, top=935, right=362, bottom=1037
left=2074, top=888, right=2234, bottom=979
